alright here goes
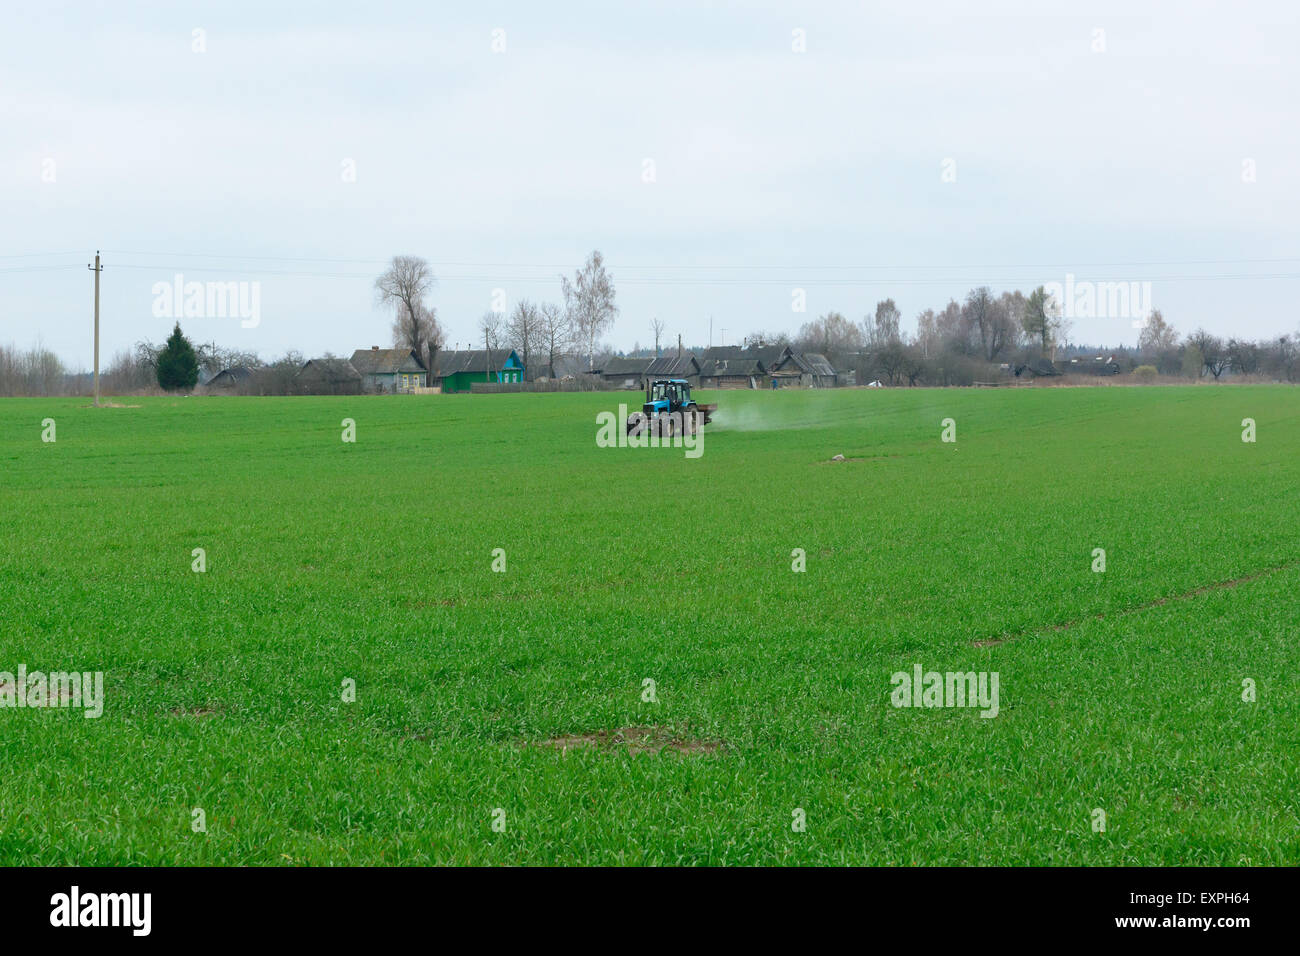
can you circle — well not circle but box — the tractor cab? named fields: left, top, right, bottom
left=646, top=379, right=691, bottom=413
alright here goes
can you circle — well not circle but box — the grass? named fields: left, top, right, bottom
left=1, top=385, right=1297, bottom=865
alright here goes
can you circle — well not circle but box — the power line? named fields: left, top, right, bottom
left=4, top=251, right=1300, bottom=286
left=0, top=251, right=84, bottom=259
left=103, top=250, right=393, bottom=266
left=82, top=263, right=1300, bottom=284
left=0, top=264, right=85, bottom=275
left=3, top=259, right=1300, bottom=286
left=97, top=249, right=1300, bottom=271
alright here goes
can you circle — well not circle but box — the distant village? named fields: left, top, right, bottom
left=190, top=250, right=1300, bottom=394
left=2, top=249, right=1296, bottom=398
left=201, top=342, right=843, bottom=396
left=190, top=340, right=1189, bottom=396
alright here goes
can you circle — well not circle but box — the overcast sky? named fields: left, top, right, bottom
left=4, top=0, right=1298, bottom=367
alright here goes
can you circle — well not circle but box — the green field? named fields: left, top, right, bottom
left=2, top=385, right=1298, bottom=865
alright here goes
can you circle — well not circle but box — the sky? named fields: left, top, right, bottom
left=3, top=0, right=1299, bottom=368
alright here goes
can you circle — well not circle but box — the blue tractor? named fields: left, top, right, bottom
left=626, top=379, right=716, bottom=437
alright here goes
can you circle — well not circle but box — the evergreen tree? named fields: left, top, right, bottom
left=156, top=322, right=200, bottom=391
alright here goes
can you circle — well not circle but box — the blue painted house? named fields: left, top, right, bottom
left=432, top=349, right=524, bottom=393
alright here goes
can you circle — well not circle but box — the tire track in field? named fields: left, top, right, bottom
left=973, top=558, right=1300, bottom=648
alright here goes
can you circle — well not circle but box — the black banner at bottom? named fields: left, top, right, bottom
left=0, top=865, right=1283, bottom=942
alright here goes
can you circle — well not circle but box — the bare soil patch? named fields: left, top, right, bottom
left=535, top=726, right=724, bottom=756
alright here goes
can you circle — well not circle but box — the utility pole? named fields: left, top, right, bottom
left=87, top=251, right=103, bottom=407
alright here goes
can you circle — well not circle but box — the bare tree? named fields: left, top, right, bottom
left=1137, top=309, right=1178, bottom=355
left=794, top=311, right=863, bottom=374
left=1044, top=292, right=1072, bottom=358
left=1187, top=328, right=1229, bottom=379
left=1227, top=338, right=1260, bottom=377
left=743, top=330, right=791, bottom=349
left=537, top=302, right=571, bottom=379
left=962, top=287, right=997, bottom=359
left=252, top=350, right=306, bottom=396
left=560, top=250, right=619, bottom=369
left=914, top=309, right=940, bottom=359
left=985, top=295, right=1019, bottom=361
left=873, top=339, right=908, bottom=386
left=479, top=311, right=504, bottom=379
left=935, top=299, right=965, bottom=350
left=867, top=299, right=902, bottom=346
left=375, top=256, right=440, bottom=371
left=899, top=345, right=927, bottom=386
left=98, top=341, right=161, bottom=394
left=1270, top=333, right=1300, bottom=382
left=999, top=290, right=1027, bottom=349
left=0, top=344, right=68, bottom=397
left=195, top=342, right=261, bottom=382
left=650, top=317, right=666, bottom=354
left=1022, top=286, right=1053, bottom=355
left=505, top=299, right=542, bottom=381
left=797, top=311, right=862, bottom=353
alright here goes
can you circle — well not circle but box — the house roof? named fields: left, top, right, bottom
left=644, top=354, right=699, bottom=377
left=432, top=349, right=521, bottom=376
left=297, top=358, right=361, bottom=382
left=209, top=365, right=255, bottom=384
left=601, top=356, right=651, bottom=376
left=772, top=349, right=837, bottom=377
left=350, top=348, right=426, bottom=375
left=802, top=352, right=838, bottom=377
left=701, top=345, right=786, bottom=368
left=699, top=356, right=765, bottom=377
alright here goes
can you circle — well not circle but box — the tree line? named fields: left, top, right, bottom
left=4, top=264, right=1298, bottom=396
left=768, top=288, right=1300, bottom=386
